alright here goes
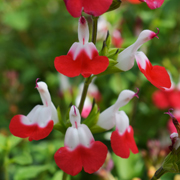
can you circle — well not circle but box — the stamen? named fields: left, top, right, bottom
left=73, top=105, right=77, bottom=116
left=35, top=78, right=40, bottom=88
left=164, top=108, right=175, bottom=119
left=134, top=88, right=139, bottom=98
left=155, top=28, right=159, bottom=39
left=150, top=28, right=159, bottom=39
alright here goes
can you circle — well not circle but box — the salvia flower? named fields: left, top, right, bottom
left=63, top=0, right=113, bottom=17
left=140, top=0, right=164, bottom=9
left=9, top=79, right=58, bottom=141
left=97, top=89, right=139, bottom=158
left=54, top=16, right=109, bottom=78
left=116, top=29, right=171, bottom=90
left=54, top=105, right=108, bottom=176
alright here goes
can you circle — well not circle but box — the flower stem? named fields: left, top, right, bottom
left=78, top=77, right=92, bottom=114
left=62, top=172, right=69, bottom=180
left=91, top=16, right=98, bottom=45
left=150, top=167, right=167, bottom=180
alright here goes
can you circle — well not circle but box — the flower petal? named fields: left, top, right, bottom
left=9, top=114, right=54, bottom=141
left=54, top=55, right=82, bottom=77
left=54, top=142, right=107, bottom=176
left=135, top=51, right=171, bottom=90
left=83, top=0, right=113, bottom=17
left=111, top=130, right=130, bottom=158
left=81, top=141, right=108, bottom=174
left=63, top=0, right=82, bottom=17
left=126, top=126, right=139, bottom=154
left=63, top=0, right=112, bottom=17
left=78, top=16, right=89, bottom=45
left=140, top=0, right=164, bottom=9
left=55, top=43, right=109, bottom=78
left=54, top=146, right=83, bottom=176
left=152, top=90, right=171, bottom=109
left=116, top=29, right=159, bottom=71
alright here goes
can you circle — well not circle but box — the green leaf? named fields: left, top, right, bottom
left=7, top=135, right=22, bottom=149
left=107, top=0, right=121, bottom=13
left=82, top=101, right=100, bottom=128
left=12, top=152, right=33, bottom=165
left=14, top=165, right=54, bottom=180
left=96, top=65, right=122, bottom=76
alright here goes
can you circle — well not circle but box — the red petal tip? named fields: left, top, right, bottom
left=134, top=88, right=139, bottom=99
left=35, top=78, right=40, bottom=88
left=164, top=108, right=174, bottom=118
left=80, top=16, right=86, bottom=25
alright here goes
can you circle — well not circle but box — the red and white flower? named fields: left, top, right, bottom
left=97, top=90, right=139, bottom=158
left=140, top=0, right=164, bottom=9
left=54, top=105, right=108, bottom=176
left=116, top=29, right=171, bottom=90
left=135, top=51, right=171, bottom=90
left=63, top=0, right=113, bottom=17
left=9, top=79, right=58, bottom=141
left=54, top=16, right=109, bottom=78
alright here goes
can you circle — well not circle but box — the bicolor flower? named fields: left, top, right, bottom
left=63, top=0, right=113, bottom=18
left=54, top=105, right=108, bottom=176
left=54, top=16, right=109, bottom=78
left=165, top=110, right=180, bottom=150
left=97, top=89, right=139, bottom=158
left=135, top=51, right=171, bottom=90
left=116, top=29, right=171, bottom=90
left=9, top=79, right=58, bottom=141
left=139, top=0, right=164, bottom=9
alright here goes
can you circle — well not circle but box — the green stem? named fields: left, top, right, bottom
left=91, top=16, right=98, bottom=45
left=62, top=172, right=69, bottom=180
left=150, top=167, right=167, bottom=180
left=78, top=77, right=92, bottom=114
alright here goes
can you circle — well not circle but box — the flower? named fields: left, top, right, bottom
left=9, top=79, right=58, bottom=141
left=54, top=105, right=108, bottom=176
left=135, top=51, right=171, bottom=90
left=63, top=0, right=113, bottom=17
left=54, top=16, right=109, bottom=78
left=139, top=0, right=164, bottom=9
left=97, top=89, right=139, bottom=158
left=116, top=29, right=171, bottom=90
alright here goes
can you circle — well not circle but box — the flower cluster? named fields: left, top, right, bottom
left=9, top=0, right=172, bottom=178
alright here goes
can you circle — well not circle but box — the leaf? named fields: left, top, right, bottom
left=14, top=165, right=54, bottom=180
left=107, top=0, right=121, bottom=12
left=12, top=153, right=33, bottom=165
left=7, top=135, right=22, bottom=149
left=82, top=102, right=100, bottom=128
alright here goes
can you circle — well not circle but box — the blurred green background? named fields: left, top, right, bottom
left=0, top=0, right=180, bottom=179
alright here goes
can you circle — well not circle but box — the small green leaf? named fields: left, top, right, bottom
left=107, top=0, right=121, bottom=13
left=96, top=65, right=122, bottom=76
left=82, top=102, right=100, bottom=128
left=7, top=135, right=22, bottom=149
